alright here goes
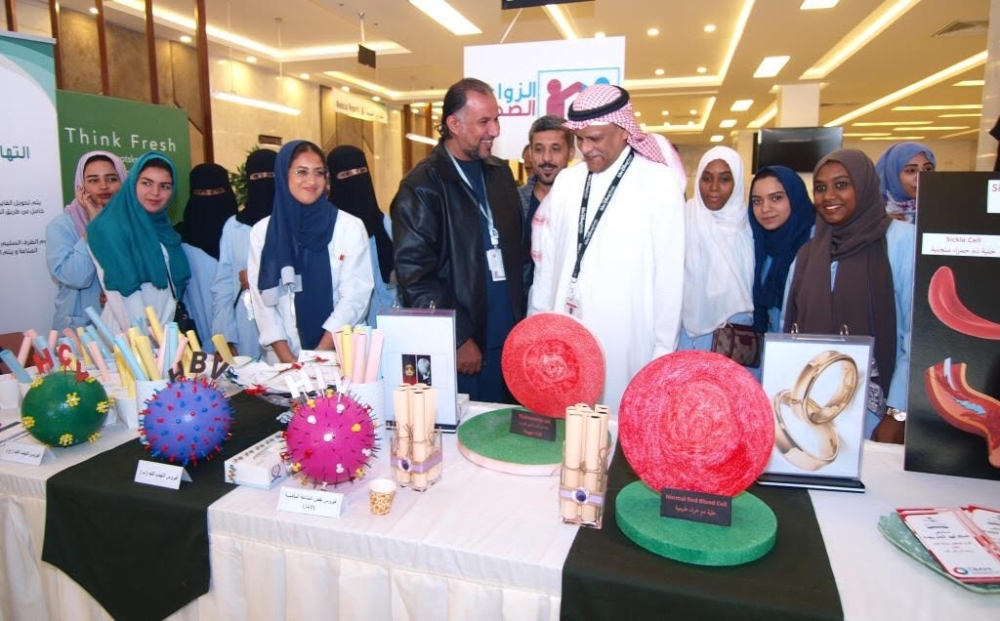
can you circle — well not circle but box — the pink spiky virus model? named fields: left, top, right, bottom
left=138, top=377, right=233, bottom=466
left=283, top=390, right=378, bottom=486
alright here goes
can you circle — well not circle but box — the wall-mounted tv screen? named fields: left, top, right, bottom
left=754, top=126, right=844, bottom=172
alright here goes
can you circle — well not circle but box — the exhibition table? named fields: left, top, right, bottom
left=1, top=398, right=999, bottom=620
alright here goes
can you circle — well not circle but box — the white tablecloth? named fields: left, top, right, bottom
left=2, top=406, right=1000, bottom=620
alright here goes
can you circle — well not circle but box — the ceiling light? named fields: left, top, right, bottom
left=179, top=35, right=192, bottom=44
left=544, top=4, right=579, bottom=39
left=730, top=99, right=753, bottom=112
left=938, top=113, right=982, bottom=118
left=412, top=101, right=427, bottom=107
left=940, top=128, right=979, bottom=139
left=892, top=126, right=968, bottom=132
left=710, top=135, right=725, bottom=143
left=801, top=0, right=918, bottom=79
left=853, top=121, right=931, bottom=126
left=634, top=111, right=642, bottom=118
left=800, top=0, right=840, bottom=9
left=843, top=132, right=891, bottom=137
left=861, top=136, right=925, bottom=141
left=689, top=109, right=698, bottom=115
left=697, top=67, right=707, bottom=74
left=409, top=0, right=481, bottom=36
left=341, top=86, right=350, bottom=92
left=647, top=27, right=660, bottom=36
left=826, top=52, right=986, bottom=126
left=372, top=96, right=381, bottom=102
left=655, top=68, right=665, bottom=76
left=299, top=73, right=310, bottom=79
left=246, top=56, right=257, bottom=63
left=704, top=24, right=716, bottom=33
left=89, top=7, right=98, bottom=15
left=594, top=31, right=606, bottom=38
left=891, top=104, right=982, bottom=111
left=661, top=110, right=669, bottom=116
left=719, top=119, right=737, bottom=128
left=953, top=80, right=985, bottom=87
left=405, top=133, right=437, bottom=146
left=432, top=114, right=439, bottom=120
left=753, top=56, right=790, bottom=78
left=687, top=120, right=695, bottom=126
left=213, top=91, right=300, bottom=116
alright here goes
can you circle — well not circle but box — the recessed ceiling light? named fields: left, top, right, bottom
left=753, top=56, right=790, bottom=78
left=246, top=56, right=258, bottom=64
left=938, top=113, right=982, bottom=118
left=661, top=110, right=670, bottom=116
left=647, top=27, right=660, bottom=36
left=687, top=120, right=695, bottom=126
left=299, top=73, right=310, bottom=80
left=372, top=96, right=381, bottom=102
left=704, top=24, right=716, bottom=33
left=697, top=66, right=707, bottom=74
left=89, top=7, right=98, bottom=15
left=179, top=35, right=192, bottom=44
left=853, top=121, right=931, bottom=126
left=634, top=111, right=642, bottom=118
left=800, top=0, right=840, bottom=9
left=891, top=104, right=981, bottom=111
left=843, top=132, right=892, bottom=137
left=953, top=79, right=985, bottom=87
left=412, top=101, right=427, bottom=108
left=341, top=86, right=350, bottom=92
left=730, top=99, right=753, bottom=112
left=719, top=119, right=737, bottom=128
left=409, top=0, right=482, bottom=36
left=710, top=135, right=725, bottom=143
left=594, top=31, right=606, bottom=38
left=891, top=126, right=968, bottom=132
left=861, top=136, right=925, bottom=141
left=432, top=115, right=439, bottom=120
left=655, top=68, right=665, bottom=76
left=689, top=109, right=698, bottom=115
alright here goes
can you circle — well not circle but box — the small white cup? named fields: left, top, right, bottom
left=0, top=374, right=20, bottom=410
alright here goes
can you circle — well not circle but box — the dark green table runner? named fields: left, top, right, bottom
left=561, top=446, right=844, bottom=621
left=42, top=392, right=284, bottom=621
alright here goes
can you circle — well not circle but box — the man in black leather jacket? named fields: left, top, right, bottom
left=390, top=77, right=527, bottom=402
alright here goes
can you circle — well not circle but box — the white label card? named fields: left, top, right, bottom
left=277, top=485, right=346, bottom=518
left=486, top=248, right=506, bottom=281
left=988, top=179, right=1000, bottom=214
left=921, top=233, right=1000, bottom=258
left=902, top=510, right=1000, bottom=582
left=1, top=437, right=47, bottom=465
left=134, top=460, right=192, bottom=490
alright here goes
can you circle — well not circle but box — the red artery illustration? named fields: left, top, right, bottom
left=925, top=360, right=1000, bottom=468
left=927, top=266, right=1000, bottom=339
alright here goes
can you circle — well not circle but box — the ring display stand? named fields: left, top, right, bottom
left=616, top=482, right=777, bottom=566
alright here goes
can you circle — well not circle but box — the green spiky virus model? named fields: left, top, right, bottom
left=20, top=370, right=110, bottom=447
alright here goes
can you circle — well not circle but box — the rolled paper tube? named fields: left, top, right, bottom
left=17, top=331, right=34, bottom=366
left=126, top=327, right=141, bottom=353
left=411, top=388, right=428, bottom=489
left=86, top=340, right=112, bottom=383
left=145, top=306, right=165, bottom=346
left=85, top=306, right=116, bottom=350
left=364, top=329, right=384, bottom=383
left=113, top=346, right=137, bottom=398
left=33, top=335, right=53, bottom=365
left=0, top=349, right=33, bottom=383
left=170, top=336, right=189, bottom=375
left=85, top=325, right=113, bottom=361
left=314, top=364, right=326, bottom=395
left=423, top=387, right=441, bottom=483
left=181, top=341, right=193, bottom=375
left=57, top=339, right=78, bottom=370
left=393, top=386, right=411, bottom=485
left=340, top=327, right=353, bottom=379
left=212, top=334, right=236, bottom=366
left=185, top=329, right=201, bottom=352
left=134, top=335, right=161, bottom=381
left=330, top=328, right=343, bottom=368
left=71, top=328, right=93, bottom=367
left=161, top=324, right=177, bottom=378
left=351, top=333, right=368, bottom=383
left=48, top=330, right=58, bottom=352
left=114, top=335, right=149, bottom=381
left=562, top=407, right=585, bottom=521
left=582, top=412, right=604, bottom=523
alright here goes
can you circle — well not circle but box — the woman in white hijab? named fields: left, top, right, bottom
left=678, top=146, right=754, bottom=354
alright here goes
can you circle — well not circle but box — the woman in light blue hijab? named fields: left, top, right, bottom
left=875, top=141, right=936, bottom=224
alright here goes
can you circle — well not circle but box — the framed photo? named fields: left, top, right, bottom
left=757, top=333, right=873, bottom=492
left=377, top=309, right=458, bottom=431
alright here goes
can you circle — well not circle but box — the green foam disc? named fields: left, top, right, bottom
left=616, top=481, right=777, bottom=566
left=456, top=408, right=564, bottom=476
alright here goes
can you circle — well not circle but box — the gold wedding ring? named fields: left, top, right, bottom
left=790, top=350, right=859, bottom=425
left=772, top=390, right=839, bottom=471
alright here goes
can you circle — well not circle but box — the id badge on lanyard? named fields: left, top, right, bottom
left=449, top=151, right=506, bottom=282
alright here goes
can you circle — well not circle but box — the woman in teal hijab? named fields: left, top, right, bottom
left=88, top=151, right=191, bottom=333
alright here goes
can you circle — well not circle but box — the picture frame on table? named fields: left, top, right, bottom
left=757, top=332, right=873, bottom=492
left=376, top=308, right=458, bottom=431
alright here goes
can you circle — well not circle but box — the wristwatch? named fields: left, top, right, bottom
left=885, top=407, right=907, bottom=422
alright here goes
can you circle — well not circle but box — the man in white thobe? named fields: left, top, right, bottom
left=529, top=84, right=685, bottom=415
